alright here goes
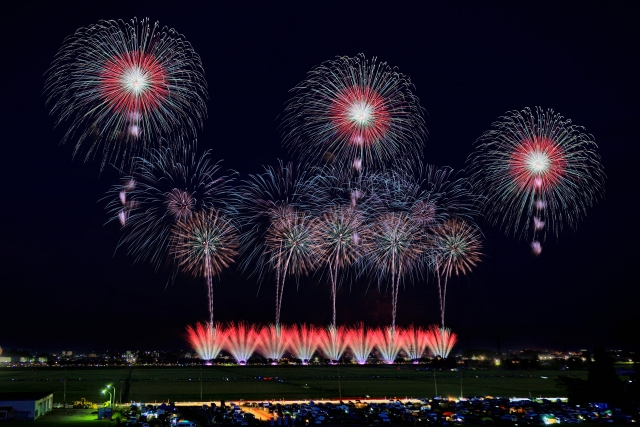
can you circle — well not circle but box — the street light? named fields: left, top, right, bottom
left=106, top=384, right=117, bottom=407
left=102, top=389, right=113, bottom=408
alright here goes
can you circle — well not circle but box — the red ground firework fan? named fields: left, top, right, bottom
left=45, top=18, right=208, bottom=170
left=282, top=54, right=426, bottom=174
left=467, top=107, right=605, bottom=254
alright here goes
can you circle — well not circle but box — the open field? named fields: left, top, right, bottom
left=0, top=365, right=587, bottom=403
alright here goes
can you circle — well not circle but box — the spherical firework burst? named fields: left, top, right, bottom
left=316, top=205, right=364, bottom=329
left=282, top=54, right=426, bottom=174
left=171, top=209, right=240, bottom=327
left=363, top=212, right=426, bottom=332
left=431, top=218, right=483, bottom=328
left=467, top=107, right=605, bottom=254
left=106, top=144, right=233, bottom=270
left=45, top=18, right=207, bottom=169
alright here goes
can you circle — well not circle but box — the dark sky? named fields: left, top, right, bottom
left=1, top=2, right=638, bottom=354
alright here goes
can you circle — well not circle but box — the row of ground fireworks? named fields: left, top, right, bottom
left=44, top=18, right=605, bottom=359
left=187, top=322, right=457, bottom=364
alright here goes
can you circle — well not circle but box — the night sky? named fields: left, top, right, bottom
left=1, top=2, right=638, bottom=353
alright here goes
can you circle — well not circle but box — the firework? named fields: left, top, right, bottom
left=239, top=162, right=321, bottom=327
left=316, top=205, right=364, bottom=329
left=431, top=218, right=482, bottom=328
left=45, top=18, right=207, bottom=169
left=186, top=322, right=226, bottom=362
left=223, top=322, right=259, bottom=365
left=106, top=144, right=233, bottom=270
left=256, top=324, right=288, bottom=363
left=467, top=107, right=605, bottom=253
left=316, top=325, right=350, bottom=363
left=425, top=325, right=458, bottom=358
left=282, top=54, right=426, bottom=174
left=286, top=324, right=319, bottom=365
left=346, top=323, right=377, bottom=365
left=373, top=327, right=404, bottom=364
left=171, top=209, right=240, bottom=326
left=363, top=212, right=425, bottom=332
left=400, top=325, right=430, bottom=363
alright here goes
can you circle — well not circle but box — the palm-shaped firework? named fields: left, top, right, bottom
left=282, top=53, right=426, bottom=175
left=316, top=205, right=364, bottom=330
left=430, top=218, right=483, bottom=328
left=171, top=209, right=240, bottom=327
left=106, top=144, right=233, bottom=270
left=467, top=107, right=605, bottom=255
left=45, top=18, right=208, bottom=170
left=239, top=162, right=322, bottom=328
left=363, top=212, right=425, bottom=333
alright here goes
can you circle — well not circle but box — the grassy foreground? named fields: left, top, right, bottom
left=0, top=365, right=586, bottom=404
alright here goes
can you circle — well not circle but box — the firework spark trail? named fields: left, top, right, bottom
left=186, top=322, right=226, bottom=362
left=316, top=325, right=350, bottom=363
left=256, top=324, right=288, bottom=363
left=363, top=212, right=425, bottom=332
left=467, top=107, right=605, bottom=254
left=223, top=322, right=260, bottom=365
left=425, top=325, right=458, bottom=359
left=372, top=327, right=405, bottom=364
left=171, top=209, right=240, bottom=327
left=400, top=325, right=430, bottom=362
left=45, top=18, right=207, bottom=170
left=286, top=324, right=319, bottom=365
left=282, top=53, right=426, bottom=175
left=346, top=323, right=378, bottom=365
left=430, top=218, right=483, bottom=328
left=105, top=144, right=233, bottom=271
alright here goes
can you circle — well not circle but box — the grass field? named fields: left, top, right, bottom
left=0, top=365, right=587, bottom=404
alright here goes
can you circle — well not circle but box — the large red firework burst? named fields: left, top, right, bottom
left=99, top=50, right=169, bottom=115
left=328, top=86, right=391, bottom=148
left=508, top=136, right=567, bottom=192
left=467, top=107, right=605, bottom=254
left=45, top=18, right=208, bottom=170
left=282, top=54, right=426, bottom=173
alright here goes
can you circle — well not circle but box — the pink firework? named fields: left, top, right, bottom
left=346, top=323, right=378, bottom=365
left=223, top=322, right=259, bottom=365
left=286, top=324, right=319, bottom=365
left=372, top=327, right=405, bottom=364
left=316, top=325, right=350, bottom=363
left=400, top=325, right=430, bottom=363
left=186, top=321, right=226, bottom=362
left=425, top=325, right=458, bottom=359
left=509, top=137, right=567, bottom=192
left=256, top=324, right=288, bottom=364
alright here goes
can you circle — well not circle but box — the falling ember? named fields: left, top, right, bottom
left=129, top=125, right=141, bottom=137
left=535, top=199, right=547, bottom=210
left=118, top=209, right=128, bottom=226
left=353, top=158, right=362, bottom=171
left=124, top=179, right=136, bottom=191
left=119, top=191, right=127, bottom=205
left=533, top=216, right=545, bottom=230
left=352, top=232, right=360, bottom=245
left=531, top=240, right=542, bottom=255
